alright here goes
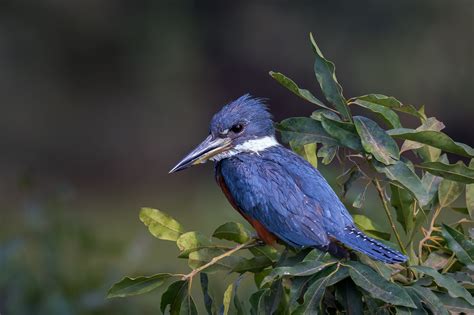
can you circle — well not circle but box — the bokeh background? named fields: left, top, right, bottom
left=0, top=1, right=473, bottom=314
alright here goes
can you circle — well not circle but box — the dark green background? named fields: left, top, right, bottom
left=0, top=1, right=472, bottom=314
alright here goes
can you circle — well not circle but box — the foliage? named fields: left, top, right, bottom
left=109, top=34, right=474, bottom=314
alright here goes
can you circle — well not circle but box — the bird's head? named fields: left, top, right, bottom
left=169, top=94, right=276, bottom=173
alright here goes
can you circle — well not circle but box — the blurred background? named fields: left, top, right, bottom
left=0, top=0, right=473, bottom=314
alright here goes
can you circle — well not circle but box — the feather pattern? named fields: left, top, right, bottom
left=217, top=145, right=407, bottom=264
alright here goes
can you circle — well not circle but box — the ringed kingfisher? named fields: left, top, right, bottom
left=170, top=95, right=407, bottom=264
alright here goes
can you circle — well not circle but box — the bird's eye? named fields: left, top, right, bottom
left=230, top=124, right=243, bottom=133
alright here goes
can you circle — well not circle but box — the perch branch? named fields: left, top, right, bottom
left=182, top=239, right=256, bottom=282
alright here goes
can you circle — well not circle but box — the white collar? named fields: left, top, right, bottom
left=210, top=135, right=279, bottom=162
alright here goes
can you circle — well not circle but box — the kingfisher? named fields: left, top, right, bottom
left=169, top=94, right=407, bottom=264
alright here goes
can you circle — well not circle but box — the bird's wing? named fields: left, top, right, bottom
left=218, top=157, right=329, bottom=248
left=273, top=147, right=355, bottom=235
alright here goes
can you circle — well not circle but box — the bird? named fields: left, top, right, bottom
left=169, top=94, right=407, bottom=264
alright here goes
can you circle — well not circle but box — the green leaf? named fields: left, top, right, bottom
left=411, top=266, right=474, bottom=305
left=107, top=273, right=173, bottom=298
left=451, top=207, right=469, bottom=215
left=346, top=261, right=416, bottom=308
left=254, top=269, right=271, bottom=289
left=258, top=279, right=285, bottom=315
left=350, top=94, right=424, bottom=119
left=437, top=292, right=474, bottom=314
left=200, top=274, right=216, bottom=315
left=350, top=98, right=402, bottom=129
left=357, top=256, right=393, bottom=281
left=261, top=260, right=336, bottom=287
left=277, top=117, right=339, bottom=146
left=390, top=185, right=415, bottom=234
left=232, top=277, right=245, bottom=315
left=288, top=276, right=313, bottom=313
left=395, top=289, right=428, bottom=315
left=327, top=266, right=350, bottom=286
left=212, top=222, right=250, bottom=244
left=438, top=179, right=464, bottom=208
left=466, top=159, right=474, bottom=219
left=422, top=251, right=450, bottom=270
left=352, top=192, right=365, bottom=209
left=249, top=289, right=266, bottom=315
left=303, top=142, right=318, bottom=168
left=337, top=279, right=365, bottom=315
left=249, top=245, right=279, bottom=262
left=387, top=128, right=474, bottom=158
left=417, top=145, right=441, bottom=162
left=373, top=160, right=429, bottom=206
left=353, top=214, right=390, bottom=241
left=311, top=109, right=341, bottom=121
left=441, top=224, right=474, bottom=271
left=292, top=265, right=338, bottom=314
left=176, top=232, right=212, bottom=258
left=421, top=171, right=442, bottom=205
left=320, top=115, right=363, bottom=151
left=309, top=33, right=352, bottom=121
left=409, top=286, right=448, bottom=315
left=223, top=283, right=234, bottom=315
left=400, top=117, right=445, bottom=153
left=291, top=142, right=318, bottom=168
left=181, top=295, right=198, bottom=315
left=269, top=71, right=332, bottom=111
left=139, top=207, right=184, bottom=241
left=232, top=256, right=273, bottom=273
left=417, top=161, right=474, bottom=184
left=354, top=116, right=399, bottom=165
left=451, top=271, right=474, bottom=287
left=302, top=248, right=334, bottom=262
left=317, top=144, right=338, bottom=165
left=160, top=280, right=188, bottom=315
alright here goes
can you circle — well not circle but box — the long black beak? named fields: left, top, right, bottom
left=169, top=135, right=232, bottom=173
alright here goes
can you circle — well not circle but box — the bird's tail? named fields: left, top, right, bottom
left=337, top=226, right=407, bottom=264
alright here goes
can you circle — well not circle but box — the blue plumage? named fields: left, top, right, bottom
left=170, top=95, right=407, bottom=264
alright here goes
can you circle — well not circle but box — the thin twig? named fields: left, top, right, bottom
left=181, top=239, right=256, bottom=282
left=418, top=205, right=442, bottom=262
left=442, top=253, right=457, bottom=274
left=373, top=178, right=407, bottom=255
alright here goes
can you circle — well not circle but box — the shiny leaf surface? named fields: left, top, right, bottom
left=412, top=266, right=474, bottom=305
left=388, top=128, right=474, bottom=158
left=139, top=207, right=185, bottom=241
left=441, top=224, right=474, bottom=271
left=347, top=261, right=416, bottom=308
left=354, top=116, right=399, bottom=165
left=212, top=222, right=250, bottom=244
left=310, top=33, right=351, bottom=121
left=269, top=71, right=331, bottom=110
left=107, top=273, right=173, bottom=298
left=417, top=161, right=474, bottom=184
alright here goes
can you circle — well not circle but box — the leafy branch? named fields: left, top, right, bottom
left=181, top=239, right=257, bottom=282
left=108, top=34, right=474, bottom=314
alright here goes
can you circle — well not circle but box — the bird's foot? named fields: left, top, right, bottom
left=249, top=232, right=267, bottom=246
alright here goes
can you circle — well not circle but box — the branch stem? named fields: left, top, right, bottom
left=373, top=178, right=406, bottom=255
left=182, top=239, right=256, bottom=282
left=418, top=205, right=442, bottom=262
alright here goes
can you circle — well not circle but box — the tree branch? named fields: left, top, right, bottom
left=418, top=204, right=442, bottom=262
left=373, top=178, right=407, bottom=255
left=182, top=239, right=256, bottom=282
